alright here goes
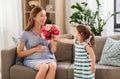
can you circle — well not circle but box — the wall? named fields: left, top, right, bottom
left=56, top=0, right=66, bottom=34
left=101, top=0, right=114, bottom=36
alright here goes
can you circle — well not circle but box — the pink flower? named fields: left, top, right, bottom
left=41, top=24, right=60, bottom=40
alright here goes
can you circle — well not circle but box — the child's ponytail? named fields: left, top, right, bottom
left=89, top=33, right=95, bottom=47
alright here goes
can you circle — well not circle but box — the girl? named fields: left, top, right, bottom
left=54, top=24, right=96, bottom=79
left=17, top=7, right=57, bottom=79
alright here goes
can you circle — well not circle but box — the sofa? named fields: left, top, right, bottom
left=1, top=34, right=120, bottom=79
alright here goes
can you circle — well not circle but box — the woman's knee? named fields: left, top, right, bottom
left=48, top=62, right=56, bottom=70
left=37, top=63, right=49, bottom=71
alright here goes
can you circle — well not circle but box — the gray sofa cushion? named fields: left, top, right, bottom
left=93, top=36, right=106, bottom=62
left=93, top=35, right=120, bottom=63
left=10, top=65, right=37, bottom=79
left=68, top=64, right=74, bottom=79
left=95, top=64, right=120, bottom=79
left=56, top=62, right=72, bottom=79
left=10, top=62, right=72, bottom=79
left=55, top=34, right=73, bottom=62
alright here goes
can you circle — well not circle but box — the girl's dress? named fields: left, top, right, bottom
left=19, top=30, right=56, bottom=70
left=74, top=39, right=95, bottom=79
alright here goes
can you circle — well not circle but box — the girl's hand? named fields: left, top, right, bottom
left=90, top=66, right=95, bottom=73
left=52, top=34, right=58, bottom=41
left=34, top=45, right=47, bottom=52
left=53, top=37, right=57, bottom=41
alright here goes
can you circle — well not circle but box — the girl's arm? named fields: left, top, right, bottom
left=54, top=37, right=74, bottom=44
left=85, top=45, right=96, bottom=73
left=49, top=39, right=57, bottom=53
left=17, top=40, right=46, bottom=57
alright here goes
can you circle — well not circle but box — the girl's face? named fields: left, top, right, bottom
left=34, top=10, right=47, bottom=25
left=74, top=28, right=82, bottom=40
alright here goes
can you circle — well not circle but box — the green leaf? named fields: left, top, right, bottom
left=71, top=3, right=83, bottom=12
left=81, top=2, right=88, bottom=7
left=96, top=0, right=101, bottom=6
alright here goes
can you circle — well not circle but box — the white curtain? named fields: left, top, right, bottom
left=0, top=0, right=23, bottom=72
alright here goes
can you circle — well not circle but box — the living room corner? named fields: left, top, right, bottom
left=1, top=0, right=120, bottom=79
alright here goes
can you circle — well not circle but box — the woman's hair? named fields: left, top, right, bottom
left=24, top=7, right=44, bottom=31
left=76, top=24, right=95, bottom=47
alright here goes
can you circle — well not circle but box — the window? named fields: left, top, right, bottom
left=114, top=0, right=120, bottom=31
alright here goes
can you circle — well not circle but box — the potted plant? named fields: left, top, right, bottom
left=70, top=0, right=120, bottom=35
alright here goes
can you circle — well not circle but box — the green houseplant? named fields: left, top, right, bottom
left=70, top=0, right=120, bottom=35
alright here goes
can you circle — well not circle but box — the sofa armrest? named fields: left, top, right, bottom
left=1, top=47, right=17, bottom=79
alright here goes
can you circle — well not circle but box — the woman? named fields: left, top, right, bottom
left=17, top=7, right=57, bottom=79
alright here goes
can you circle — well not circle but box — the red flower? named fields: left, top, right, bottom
left=41, top=24, right=60, bottom=40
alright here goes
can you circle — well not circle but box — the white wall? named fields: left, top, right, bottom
left=101, top=0, right=114, bottom=36
left=66, top=0, right=114, bottom=36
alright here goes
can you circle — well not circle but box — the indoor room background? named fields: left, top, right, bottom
left=0, top=0, right=117, bottom=78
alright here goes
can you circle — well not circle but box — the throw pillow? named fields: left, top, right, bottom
left=12, top=36, right=23, bottom=65
left=98, top=38, right=120, bottom=66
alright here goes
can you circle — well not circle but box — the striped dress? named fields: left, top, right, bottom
left=74, top=39, right=95, bottom=79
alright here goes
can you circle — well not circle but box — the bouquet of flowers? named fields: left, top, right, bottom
left=41, top=24, right=60, bottom=40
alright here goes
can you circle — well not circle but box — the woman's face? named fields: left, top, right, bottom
left=34, top=10, right=47, bottom=25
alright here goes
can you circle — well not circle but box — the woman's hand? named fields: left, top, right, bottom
left=50, top=39, right=57, bottom=53
left=34, top=45, right=47, bottom=52
left=51, top=39, right=57, bottom=45
left=90, top=66, right=95, bottom=73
